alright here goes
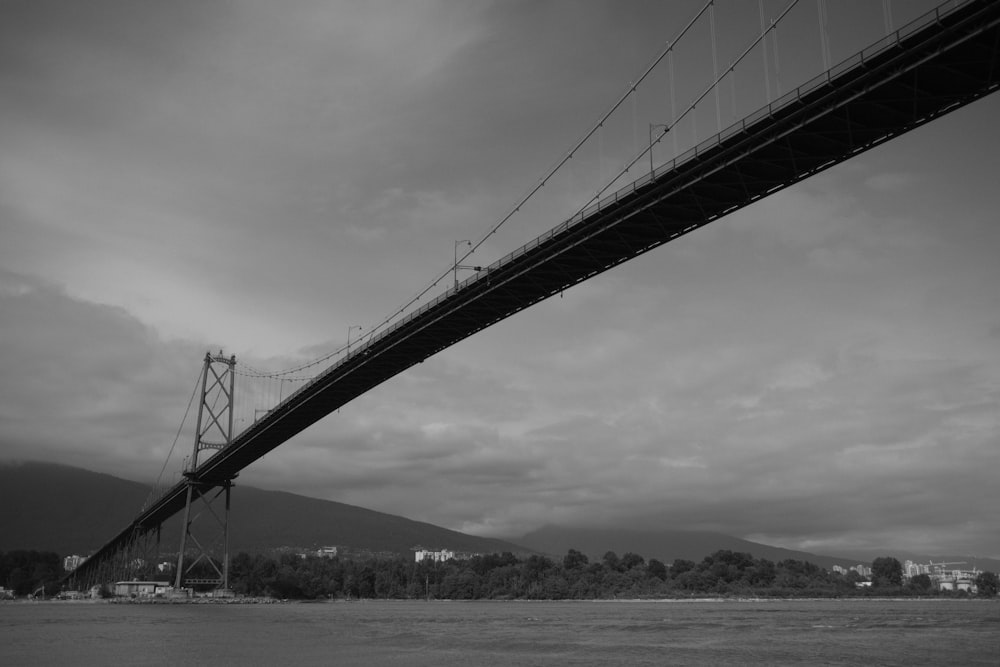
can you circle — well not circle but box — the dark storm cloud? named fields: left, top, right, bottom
left=0, top=269, right=204, bottom=479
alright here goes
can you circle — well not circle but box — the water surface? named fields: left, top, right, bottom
left=1, top=598, right=996, bottom=665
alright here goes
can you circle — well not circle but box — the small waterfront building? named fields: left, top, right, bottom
left=113, top=581, right=172, bottom=597
left=57, top=590, right=85, bottom=600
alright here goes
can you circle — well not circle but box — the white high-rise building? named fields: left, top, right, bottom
left=414, top=548, right=455, bottom=563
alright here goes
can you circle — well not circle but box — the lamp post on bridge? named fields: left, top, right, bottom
left=278, top=377, right=292, bottom=403
left=346, top=325, right=362, bottom=356
left=453, top=239, right=483, bottom=290
left=649, top=123, right=670, bottom=179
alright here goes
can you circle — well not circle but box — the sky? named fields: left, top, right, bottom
left=1, top=0, right=998, bottom=559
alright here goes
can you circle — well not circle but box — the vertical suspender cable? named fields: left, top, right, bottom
left=730, top=62, right=737, bottom=123
left=598, top=124, right=604, bottom=191
left=882, top=0, right=894, bottom=36
left=772, top=19, right=782, bottom=96
left=710, top=0, right=721, bottom=132
left=669, top=46, right=678, bottom=155
left=817, top=0, right=830, bottom=72
left=632, top=82, right=638, bottom=160
left=760, top=0, right=771, bottom=103
left=824, top=0, right=831, bottom=68
left=692, top=100, right=698, bottom=146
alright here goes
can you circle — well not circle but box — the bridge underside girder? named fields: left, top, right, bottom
left=71, top=0, right=1000, bottom=586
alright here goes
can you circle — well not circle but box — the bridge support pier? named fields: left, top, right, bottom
left=173, top=351, right=236, bottom=593
left=174, top=478, right=234, bottom=591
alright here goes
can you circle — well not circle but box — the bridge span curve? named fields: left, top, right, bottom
left=71, top=0, right=1000, bottom=586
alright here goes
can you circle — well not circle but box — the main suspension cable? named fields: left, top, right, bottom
left=243, top=0, right=801, bottom=381
left=250, top=0, right=719, bottom=380
left=143, top=367, right=202, bottom=510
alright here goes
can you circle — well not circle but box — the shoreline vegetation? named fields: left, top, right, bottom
left=3, top=595, right=998, bottom=606
left=5, top=548, right=998, bottom=601
left=217, top=549, right=997, bottom=601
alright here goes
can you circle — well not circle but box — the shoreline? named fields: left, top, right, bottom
left=4, top=594, right=995, bottom=605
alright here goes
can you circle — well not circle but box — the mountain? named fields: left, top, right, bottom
left=515, top=525, right=869, bottom=570
left=0, top=461, right=151, bottom=556
left=0, top=461, right=529, bottom=558
left=9, top=462, right=993, bottom=574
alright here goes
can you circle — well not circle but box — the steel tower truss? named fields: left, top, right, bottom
left=174, top=351, right=237, bottom=591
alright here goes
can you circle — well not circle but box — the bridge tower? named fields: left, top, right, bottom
left=174, top=351, right=237, bottom=593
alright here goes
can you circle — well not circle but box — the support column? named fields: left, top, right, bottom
left=222, top=481, right=232, bottom=590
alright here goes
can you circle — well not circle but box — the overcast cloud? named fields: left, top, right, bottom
left=1, top=0, right=998, bottom=559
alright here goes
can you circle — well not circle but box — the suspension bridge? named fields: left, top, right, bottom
left=68, top=0, right=1000, bottom=590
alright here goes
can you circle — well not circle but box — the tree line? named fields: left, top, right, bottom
left=225, top=550, right=1000, bottom=600
left=3, top=549, right=996, bottom=600
left=0, top=550, right=63, bottom=596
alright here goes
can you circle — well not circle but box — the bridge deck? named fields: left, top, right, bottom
left=72, top=0, right=1000, bottom=584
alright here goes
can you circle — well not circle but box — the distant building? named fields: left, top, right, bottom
left=413, top=548, right=455, bottom=563
left=903, top=560, right=931, bottom=578
left=937, top=576, right=978, bottom=593
left=57, top=590, right=86, bottom=600
left=850, top=564, right=871, bottom=578
left=813, top=563, right=876, bottom=579
left=113, top=581, right=172, bottom=597
left=316, top=546, right=339, bottom=558
left=63, top=555, right=86, bottom=572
